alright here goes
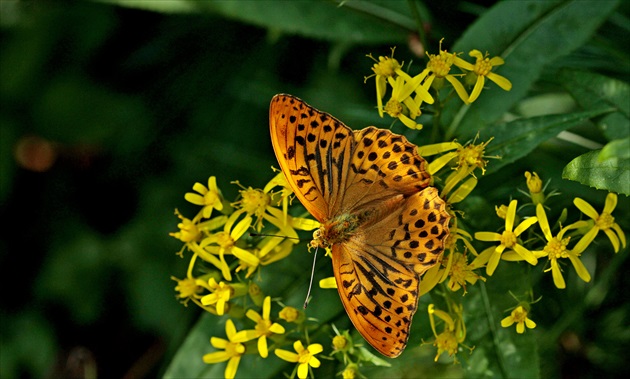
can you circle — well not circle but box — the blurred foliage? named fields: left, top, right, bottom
left=0, top=0, right=628, bottom=378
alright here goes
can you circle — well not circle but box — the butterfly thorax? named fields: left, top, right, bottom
left=310, top=207, right=381, bottom=249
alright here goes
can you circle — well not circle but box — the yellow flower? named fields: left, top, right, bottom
left=456, top=49, right=512, bottom=103
left=243, top=296, right=286, bottom=358
left=203, top=319, right=253, bottom=379
left=573, top=193, right=626, bottom=253
left=341, top=363, right=363, bottom=379
left=428, top=304, right=466, bottom=362
left=170, top=209, right=202, bottom=244
left=200, top=278, right=247, bottom=316
left=500, top=305, right=536, bottom=334
left=201, top=212, right=259, bottom=281
left=524, top=172, right=545, bottom=205
left=445, top=252, right=485, bottom=294
left=365, top=49, right=403, bottom=117
left=275, top=340, right=323, bottom=379
left=420, top=220, right=480, bottom=296
left=383, top=75, right=424, bottom=129
left=171, top=253, right=208, bottom=307
left=474, top=200, right=538, bottom=276
left=528, top=204, right=591, bottom=289
left=279, top=306, right=304, bottom=323
left=424, top=40, right=470, bottom=103
left=185, top=176, right=224, bottom=219
left=332, top=335, right=349, bottom=352
left=495, top=204, right=508, bottom=219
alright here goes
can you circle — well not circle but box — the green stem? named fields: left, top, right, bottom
left=406, top=0, right=427, bottom=50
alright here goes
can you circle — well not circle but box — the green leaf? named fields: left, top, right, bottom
left=599, top=137, right=630, bottom=161
left=446, top=0, right=620, bottom=139
left=558, top=69, right=630, bottom=140
left=562, top=149, right=630, bottom=195
left=101, top=0, right=411, bottom=43
left=163, top=313, right=224, bottom=379
left=483, top=108, right=613, bottom=173
left=463, top=263, right=540, bottom=379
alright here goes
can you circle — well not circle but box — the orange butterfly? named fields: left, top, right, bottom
left=269, top=94, right=450, bottom=357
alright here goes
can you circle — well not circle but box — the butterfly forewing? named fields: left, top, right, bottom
left=269, top=94, right=354, bottom=221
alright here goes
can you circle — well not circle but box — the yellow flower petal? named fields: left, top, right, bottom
left=603, top=228, right=620, bottom=252
left=487, top=72, right=512, bottom=91
left=514, top=217, right=538, bottom=237
left=225, top=356, right=241, bottom=379
left=297, top=362, right=309, bottom=379
left=275, top=349, right=298, bottom=363
left=475, top=231, right=502, bottom=242
left=203, top=351, right=230, bottom=363
left=550, top=259, right=566, bottom=289
left=319, top=277, right=337, bottom=289
left=500, top=316, right=514, bottom=327
left=604, top=192, right=617, bottom=213
left=513, top=243, right=538, bottom=266
left=567, top=253, right=591, bottom=283
left=536, top=204, right=553, bottom=241
left=211, top=337, right=228, bottom=349
left=308, top=344, right=324, bottom=355
left=258, top=335, right=268, bottom=358
left=574, top=198, right=599, bottom=220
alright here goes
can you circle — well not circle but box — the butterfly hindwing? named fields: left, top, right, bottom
left=332, top=242, right=419, bottom=358
left=332, top=188, right=450, bottom=358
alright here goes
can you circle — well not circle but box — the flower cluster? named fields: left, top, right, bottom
left=365, top=40, right=511, bottom=130
left=171, top=174, right=325, bottom=378
left=169, top=41, right=626, bottom=377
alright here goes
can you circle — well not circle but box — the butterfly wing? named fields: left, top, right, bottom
left=332, top=187, right=450, bottom=357
left=269, top=94, right=355, bottom=221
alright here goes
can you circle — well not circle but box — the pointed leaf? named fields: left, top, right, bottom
left=558, top=69, right=630, bottom=140
left=484, top=108, right=613, bottom=173
left=563, top=150, right=630, bottom=195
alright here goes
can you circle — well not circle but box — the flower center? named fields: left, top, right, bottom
left=500, top=230, right=517, bottom=248
left=215, top=231, right=234, bottom=249
left=450, top=254, right=467, bottom=283
left=176, top=277, right=201, bottom=298
left=175, top=218, right=201, bottom=243
left=596, top=212, right=615, bottom=230
left=458, top=143, right=486, bottom=169
left=511, top=306, right=528, bottom=323
left=297, top=350, right=312, bottom=364
left=435, top=330, right=458, bottom=355
left=474, top=57, right=493, bottom=76
left=204, top=190, right=219, bottom=205
left=239, top=188, right=270, bottom=217
left=372, top=56, right=400, bottom=77
left=544, top=237, right=570, bottom=259
left=384, top=98, right=403, bottom=117
left=225, top=341, right=245, bottom=356
left=255, top=318, right=272, bottom=336
left=427, top=51, right=455, bottom=78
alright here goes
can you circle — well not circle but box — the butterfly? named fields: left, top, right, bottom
left=269, top=94, right=450, bottom=357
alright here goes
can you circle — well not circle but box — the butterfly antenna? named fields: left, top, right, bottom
left=249, top=232, right=301, bottom=242
left=303, top=246, right=319, bottom=309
